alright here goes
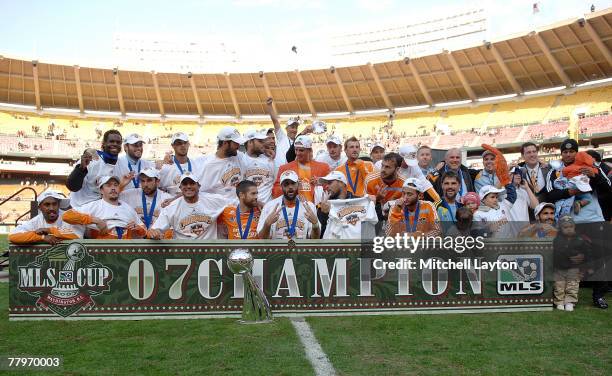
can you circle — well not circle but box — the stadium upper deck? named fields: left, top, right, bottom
left=0, top=8, right=610, bottom=119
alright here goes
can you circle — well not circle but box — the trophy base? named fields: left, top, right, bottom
left=237, top=319, right=274, bottom=325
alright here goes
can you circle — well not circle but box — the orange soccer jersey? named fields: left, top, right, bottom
left=386, top=200, right=441, bottom=237
left=273, top=160, right=330, bottom=203
left=218, top=206, right=261, bottom=240
left=335, top=160, right=374, bottom=197
left=365, top=172, right=405, bottom=205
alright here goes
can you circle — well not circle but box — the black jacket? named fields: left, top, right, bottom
left=545, top=164, right=611, bottom=204
left=429, top=164, right=477, bottom=197
left=553, top=233, right=590, bottom=270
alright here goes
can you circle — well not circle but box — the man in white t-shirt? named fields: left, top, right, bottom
left=9, top=190, right=84, bottom=244
left=63, top=176, right=146, bottom=239
left=258, top=170, right=321, bottom=240
left=197, top=126, right=246, bottom=203
left=119, top=168, right=173, bottom=230
left=159, top=132, right=204, bottom=196
left=507, top=167, right=539, bottom=226
left=148, top=172, right=227, bottom=240
left=315, top=135, right=347, bottom=171
left=242, top=129, right=276, bottom=204
left=114, top=133, right=155, bottom=190
left=66, top=130, right=122, bottom=207
left=266, top=97, right=299, bottom=166
left=317, top=171, right=377, bottom=239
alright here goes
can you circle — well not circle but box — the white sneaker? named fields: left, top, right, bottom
left=564, top=303, right=574, bottom=312
left=556, top=304, right=565, bottom=310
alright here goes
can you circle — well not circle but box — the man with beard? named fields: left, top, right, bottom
left=387, top=178, right=442, bottom=237
left=241, top=129, right=276, bottom=204
left=518, top=202, right=558, bottom=238
left=218, top=180, right=262, bottom=239
left=259, top=170, right=321, bottom=240
left=273, top=135, right=330, bottom=203
left=436, top=171, right=463, bottom=233
left=9, top=190, right=84, bottom=244
left=197, top=126, right=247, bottom=203
left=63, top=176, right=146, bottom=239
left=335, top=136, right=374, bottom=197
left=159, top=132, right=204, bottom=196
left=119, top=168, right=173, bottom=231
left=315, top=135, right=347, bottom=171
left=365, top=153, right=405, bottom=220
left=67, top=129, right=122, bottom=207
left=148, top=172, right=227, bottom=240
left=316, top=171, right=377, bottom=239
left=545, top=139, right=610, bottom=309
left=114, top=133, right=155, bottom=190
left=474, top=149, right=501, bottom=192
left=430, top=147, right=476, bottom=201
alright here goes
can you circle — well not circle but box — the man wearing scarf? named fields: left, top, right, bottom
left=66, top=130, right=122, bottom=207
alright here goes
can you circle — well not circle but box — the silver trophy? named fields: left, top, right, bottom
left=227, top=249, right=273, bottom=323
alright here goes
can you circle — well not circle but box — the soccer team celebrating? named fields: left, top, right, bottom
left=9, top=98, right=612, bottom=310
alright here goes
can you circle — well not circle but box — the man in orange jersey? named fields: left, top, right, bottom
left=63, top=176, right=146, bottom=239
left=218, top=180, right=261, bottom=239
left=335, top=136, right=374, bottom=197
left=9, top=190, right=83, bottom=245
left=386, top=178, right=442, bottom=237
left=273, top=135, right=330, bottom=203
left=366, top=153, right=405, bottom=207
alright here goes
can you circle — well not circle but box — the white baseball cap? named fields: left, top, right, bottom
left=244, top=129, right=268, bottom=141
left=178, top=171, right=198, bottom=184
left=139, top=168, right=160, bottom=179
left=534, top=202, right=555, bottom=217
left=37, top=189, right=68, bottom=205
left=570, top=175, right=592, bottom=192
left=171, top=132, right=189, bottom=144
left=294, top=135, right=313, bottom=149
left=98, top=175, right=121, bottom=189
left=325, top=135, right=342, bottom=145
left=479, top=185, right=505, bottom=200
left=217, top=126, right=246, bottom=144
left=399, top=145, right=418, bottom=167
left=402, top=177, right=425, bottom=192
left=286, top=117, right=301, bottom=127
left=124, top=133, right=144, bottom=145
left=280, top=170, right=299, bottom=183
left=318, top=171, right=348, bottom=185
left=370, top=143, right=385, bottom=152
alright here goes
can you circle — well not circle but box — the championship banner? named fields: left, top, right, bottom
left=9, top=239, right=553, bottom=320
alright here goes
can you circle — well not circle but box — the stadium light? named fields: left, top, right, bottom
left=330, top=66, right=335, bottom=74
left=45, top=107, right=82, bottom=114
left=32, top=60, right=38, bottom=67
left=484, top=41, right=492, bottom=50
left=258, top=71, right=264, bottom=78
left=434, top=99, right=473, bottom=107
left=242, top=114, right=270, bottom=120
left=126, top=112, right=161, bottom=119
left=165, top=114, right=199, bottom=120
left=394, top=104, right=430, bottom=112
left=403, top=57, right=410, bottom=65
left=318, top=111, right=351, bottom=118
left=84, top=110, right=122, bottom=117
left=112, top=67, right=118, bottom=75
left=187, top=72, right=193, bottom=78
left=523, top=86, right=565, bottom=96
left=477, top=93, right=517, bottom=102
left=205, top=114, right=236, bottom=120
left=354, top=109, right=389, bottom=115
left=0, top=102, right=37, bottom=111
left=576, top=77, right=612, bottom=87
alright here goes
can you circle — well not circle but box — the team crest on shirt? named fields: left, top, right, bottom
left=337, top=205, right=367, bottom=226
left=179, top=215, right=213, bottom=235
left=298, top=178, right=311, bottom=192
left=221, top=167, right=242, bottom=187
left=245, top=168, right=270, bottom=186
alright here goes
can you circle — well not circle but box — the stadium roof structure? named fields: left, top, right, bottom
left=0, top=8, right=611, bottom=121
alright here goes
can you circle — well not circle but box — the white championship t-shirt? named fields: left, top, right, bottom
left=75, top=199, right=143, bottom=237
left=241, top=152, right=276, bottom=204
left=315, top=152, right=347, bottom=171
left=113, top=155, right=155, bottom=190
left=119, top=188, right=173, bottom=228
left=323, top=197, right=378, bottom=239
left=257, top=196, right=320, bottom=240
left=69, top=158, right=117, bottom=207
left=10, top=211, right=85, bottom=238
left=151, top=194, right=227, bottom=239
left=158, top=156, right=205, bottom=196
left=197, top=154, right=244, bottom=203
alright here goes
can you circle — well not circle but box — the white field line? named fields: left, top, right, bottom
left=290, top=317, right=336, bottom=376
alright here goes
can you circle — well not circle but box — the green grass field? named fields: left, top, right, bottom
left=1, top=232, right=611, bottom=375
